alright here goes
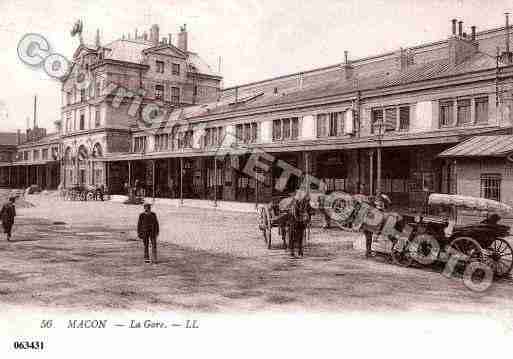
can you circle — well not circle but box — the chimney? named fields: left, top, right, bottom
left=33, top=95, right=37, bottom=128
left=168, top=33, right=172, bottom=45
left=16, top=129, right=21, bottom=145
left=448, top=19, right=478, bottom=65
left=396, top=47, right=413, bottom=71
left=150, top=24, right=159, bottom=46
left=135, top=28, right=138, bottom=39
left=178, top=24, right=188, bottom=52
left=143, top=32, right=148, bottom=40
left=506, top=13, right=510, bottom=54
left=452, top=19, right=457, bottom=36
left=340, top=50, right=353, bottom=80
left=297, top=72, right=304, bottom=89
left=162, top=37, right=167, bottom=45
left=471, top=26, right=476, bottom=41
left=500, top=13, right=513, bottom=64
left=95, top=29, right=100, bottom=48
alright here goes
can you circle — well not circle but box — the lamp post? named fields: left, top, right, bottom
left=180, top=157, right=183, bottom=206
left=213, top=156, right=218, bottom=207
left=376, top=117, right=384, bottom=196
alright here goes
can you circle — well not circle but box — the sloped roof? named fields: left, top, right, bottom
left=102, top=39, right=219, bottom=77
left=104, top=39, right=151, bottom=63
left=187, top=52, right=220, bottom=77
left=439, top=135, right=513, bottom=157
left=194, top=51, right=498, bottom=118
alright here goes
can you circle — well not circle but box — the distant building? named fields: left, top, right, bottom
left=0, top=132, right=19, bottom=163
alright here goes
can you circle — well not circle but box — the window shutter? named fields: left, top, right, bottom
left=337, top=112, right=344, bottom=135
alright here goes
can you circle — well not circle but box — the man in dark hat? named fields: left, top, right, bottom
left=137, top=202, right=159, bottom=264
left=0, top=196, right=16, bottom=241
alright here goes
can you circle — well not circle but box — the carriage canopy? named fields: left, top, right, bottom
left=428, top=194, right=513, bottom=214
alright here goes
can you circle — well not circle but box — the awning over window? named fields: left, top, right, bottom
left=438, top=135, right=513, bottom=158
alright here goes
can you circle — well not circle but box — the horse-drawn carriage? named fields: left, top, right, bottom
left=389, top=193, right=513, bottom=277
left=257, top=189, right=513, bottom=279
left=257, top=192, right=317, bottom=249
left=256, top=190, right=359, bottom=249
left=61, top=184, right=105, bottom=201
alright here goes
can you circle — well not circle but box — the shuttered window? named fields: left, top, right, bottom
left=475, top=97, right=489, bottom=124
left=371, top=109, right=383, bottom=134
left=480, top=173, right=501, bottom=201
left=283, top=118, right=291, bottom=139
left=440, top=100, right=454, bottom=127
left=399, top=107, right=410, bottom=131
left=291, top=118, right=299, bottom=139
left=317, top=114, right=328, bottom=137
left=457, top=99, right=471, bottom=125
left=272, top=119, right=282, bottom=140
left=384, top=108, right=397, bottom=132
left=273, top=118, right=299, bottom=141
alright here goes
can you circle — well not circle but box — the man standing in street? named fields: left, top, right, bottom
left=0, top=196, right=16, bottom=241
left=137, top=202, right=159, bottom=264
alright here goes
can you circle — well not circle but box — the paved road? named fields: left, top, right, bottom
left=0, top=192, right=512, bottom=318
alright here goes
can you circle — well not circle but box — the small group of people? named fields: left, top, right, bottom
left=0, top=196, right=16, bottom=241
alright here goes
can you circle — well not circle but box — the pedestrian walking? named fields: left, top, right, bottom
left=98, top=184, right=105, bottom=201
left=0, top=196, right=16, bottom=241
left=137, top=202, right=159, bottom=264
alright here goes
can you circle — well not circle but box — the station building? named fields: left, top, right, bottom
left=2, top=18, right=513, bottom=209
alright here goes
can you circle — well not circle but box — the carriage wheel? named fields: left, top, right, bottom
left=323, top=192, right=355, bottom=224
left=257, top=206, right=272, bottom=249
left=391, top=239, right=413, bottom=267
left=484, top=239, right=513, bottom=278
left=448, top=237, right=483, bottom=273
left=86, top=192, right=95, bottom=201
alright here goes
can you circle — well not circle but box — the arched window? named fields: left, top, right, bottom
left=64, top=147, right=72, bottom=165
left=92, top=143, right=103, bottom=158
left=77, top=145, right=88, bottom=162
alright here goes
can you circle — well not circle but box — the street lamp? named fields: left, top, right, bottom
left=374, top=116, right=384, bottom=196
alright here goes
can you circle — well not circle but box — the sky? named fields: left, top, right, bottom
left=0, top=0, right=512, bottom=132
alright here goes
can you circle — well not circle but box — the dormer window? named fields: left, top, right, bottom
left=156, top=60, right=164, bottom=73
left=155, top=84, right=164, bottom=100
left=172, top=63, right=180, bottom=76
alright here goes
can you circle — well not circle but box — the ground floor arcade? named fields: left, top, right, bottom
left=0, top=162, right=60, bottom=189
left=0, top=144, right=456, bottom=210
left=90, top=144, right=455, bottom=211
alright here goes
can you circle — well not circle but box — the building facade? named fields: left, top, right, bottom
left=2, top=19, right=513, bottom=209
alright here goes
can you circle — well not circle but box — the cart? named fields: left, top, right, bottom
left=257, top=195, right=293, bottom=249
left=392, top=194, right=513, bottom=277
left=257, top=193, right=313, bottom=249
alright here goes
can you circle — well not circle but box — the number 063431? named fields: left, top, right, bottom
left=13, top=341, right=45, bottom=350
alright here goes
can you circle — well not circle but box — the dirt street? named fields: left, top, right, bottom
left=0, top=191, right=513, bottom=319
